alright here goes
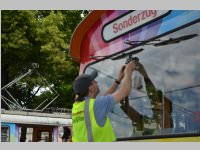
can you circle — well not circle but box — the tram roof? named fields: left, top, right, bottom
left=69, top=10, right=106, bottom=63
left=1, top=109, right=72, bottom=126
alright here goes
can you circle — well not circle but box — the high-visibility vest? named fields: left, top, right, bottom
left=72, top=98, right=116, bottom=142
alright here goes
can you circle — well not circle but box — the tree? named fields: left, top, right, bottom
left=1, top=10, right=82, bottom=110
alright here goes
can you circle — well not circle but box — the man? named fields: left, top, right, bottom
left=72, top=61, right=136, bottom=142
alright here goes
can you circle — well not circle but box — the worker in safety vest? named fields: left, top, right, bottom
left=72, top=61, right=136, bottom=142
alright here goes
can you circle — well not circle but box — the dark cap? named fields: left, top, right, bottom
left=73, top=70, right=98, bottom=95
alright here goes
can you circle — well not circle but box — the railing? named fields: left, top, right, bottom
left=43, top=107, right=72, bottom=114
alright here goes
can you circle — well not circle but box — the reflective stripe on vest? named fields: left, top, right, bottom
left=84, top=98, right=94, bottom=141
left=72, top=98, right=116, bottom=142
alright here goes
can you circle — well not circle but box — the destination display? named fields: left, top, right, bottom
left=102, top=10, right=170, bottom=42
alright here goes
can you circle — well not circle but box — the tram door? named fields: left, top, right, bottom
left=33, top=127, right=53, bottom=142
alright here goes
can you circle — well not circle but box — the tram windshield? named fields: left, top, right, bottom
left=85, top=22, right=200, bottom=138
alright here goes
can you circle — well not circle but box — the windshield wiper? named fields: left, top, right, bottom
left=89, top=48, right=144, bottom=61
left=124, top=39, right=161, bottom=46
left=154, top=34, right=198, bottom=47
left=111, top=48, right=144, bottom=60
left=124, top=34, right=198, bottom=47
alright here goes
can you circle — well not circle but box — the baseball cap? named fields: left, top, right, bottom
left=73, top=70, right=98, bottom=95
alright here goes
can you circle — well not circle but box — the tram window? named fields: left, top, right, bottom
left=18, top=127, right=33, bottom=142
left=85, top=22, right=200, bottom=138
left=1, top=126, right=10, bottom=142
left=37, top=131, right=50, bottom=142
left=62, top=127, right=71, bottom=142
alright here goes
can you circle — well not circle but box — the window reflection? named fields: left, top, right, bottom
left=85, top=22, right=200, bottom=138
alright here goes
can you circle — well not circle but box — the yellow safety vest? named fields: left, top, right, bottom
left=72, top=98, right=116, bottom=142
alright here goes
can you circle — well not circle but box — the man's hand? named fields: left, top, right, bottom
left=117, top=65, right=125, bottom=82
left=124, top=60, right=136, bottom=75
left=102, top=65, right=125, bottom=96
left=112, top=60, right=136, bottom=103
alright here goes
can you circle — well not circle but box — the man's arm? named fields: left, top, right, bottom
left=112, top=61, right=136, bottom=103
left=102, top=66, right=125, bottom=96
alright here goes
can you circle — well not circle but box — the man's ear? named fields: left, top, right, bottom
left=88, top=84, right=93, bottom=94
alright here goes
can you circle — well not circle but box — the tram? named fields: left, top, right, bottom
left=69, top=10, right=200, bottom=141
left=1, top=109, right=72, bottom=142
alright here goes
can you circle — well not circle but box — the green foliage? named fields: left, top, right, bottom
left=1, top=10, right=82, bottom=109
